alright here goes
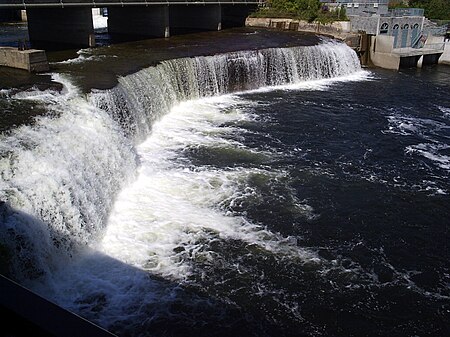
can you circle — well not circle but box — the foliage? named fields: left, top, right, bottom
left=388, top=0, right=408, bottom=9
left=317, top=5, right=348, bottom=24
left=251, top=0, right=348, bottom=23
left=409, top=0, right=450, bottom=20
left=389, top=0, right=450, bottom=19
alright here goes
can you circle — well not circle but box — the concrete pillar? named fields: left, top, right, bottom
left=169, top=5, right=221, bottom=35
left=27, top=8, right=95, bottom=49
left=221, top=5, right=257, bottom=29
left=20, top=10, right=27, bottom=22
left=417, top=55, right=423, bottom=68
left=108, top=6, right=170, bottom=39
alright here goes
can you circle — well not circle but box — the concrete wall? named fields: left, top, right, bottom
left=439, top=41, right=450, bottom=65
left=245, top=17, right=352, bottom=37
left=27, top=7, right=95, bottom=48
left=349, top=15, right=378, bottom=34
left=343, top=2, right=389, bottom=16
left=108, top=6, right=170, bottom=38
left=369, top=35, right=400, bottom=70
left=0, top=47, right=49, bottom=72
left=425, top=35, right=445, bottom=45
left=169, top=5, right=222, bottom=34
left=373, top=34, right=394, bottom=53
left=350, top=15, right=423, bottom=48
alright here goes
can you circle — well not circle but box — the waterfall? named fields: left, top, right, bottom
left=94, top=42, right=360, bottom=142
left=0, top=42, right=361, bottom=282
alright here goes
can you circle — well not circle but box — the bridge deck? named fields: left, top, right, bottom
left=1, top=0, right=261, bottom=8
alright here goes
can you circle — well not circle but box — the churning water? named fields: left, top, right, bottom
left=0, top=38, right=449, bottom=337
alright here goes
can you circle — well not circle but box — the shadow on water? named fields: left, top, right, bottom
left=0, top=201, right=307, bottom=337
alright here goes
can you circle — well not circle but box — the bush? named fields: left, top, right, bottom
left=411, top=0, right=450, bottom=20
left=251, top=0, right=348, bottom=23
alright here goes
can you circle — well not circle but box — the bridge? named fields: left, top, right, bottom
left=0, top=0, right=260, bottom=48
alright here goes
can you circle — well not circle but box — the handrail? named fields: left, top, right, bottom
left=0, top=0, right=260, bottom=8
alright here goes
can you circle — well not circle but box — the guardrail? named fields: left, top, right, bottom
left=1, top=0, right=260, bottom=8
left=388, top=8, right=424, bottom=17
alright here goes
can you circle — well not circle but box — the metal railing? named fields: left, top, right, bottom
left=334, top=0, right=388, bottom=4
left=388, top=8, right=424, bottom=17
left=0, top=0, right=260, bottom=8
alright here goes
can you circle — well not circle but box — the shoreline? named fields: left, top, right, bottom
left=245, top=17, right=361, bottom=47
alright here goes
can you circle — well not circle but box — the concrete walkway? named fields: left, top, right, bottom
left=392, top=46, right=444, bottom=57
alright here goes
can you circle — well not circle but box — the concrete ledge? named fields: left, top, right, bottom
left=439, top=42, right=450, bottom=65
left=245, top=17, right=353, bottom=40
left=0, top=47, right=49, bottom=72
left=0, top=274, right=117, bottom=337
left=370, top=51, right=400, bottom=70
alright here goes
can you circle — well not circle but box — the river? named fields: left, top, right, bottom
left=0, top=25, right=449, bottom=337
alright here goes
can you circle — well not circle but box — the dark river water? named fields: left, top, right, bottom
left=0, top=26, right=449, bottom=337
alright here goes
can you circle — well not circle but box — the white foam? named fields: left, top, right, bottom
left=406, top=143, right=450, bottom=170
left=99, top=95, right=318, bottom=281
left=53, top=49, right=110, bottom=65
left=11, top=73, right=78, bottom=103
left=0, top=74, right=136, bottom=280
left=438, top=105, right=450, bottom=120
left=0, top=88, right=11, bottom=96
left=233, top=69, right=371, bottom=97
left=386, top=113, right=450, bottom=136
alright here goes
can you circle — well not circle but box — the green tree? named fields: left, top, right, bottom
left=253, top=0, right=340, bottom=22
left=409, top=0, right=450, bottom=20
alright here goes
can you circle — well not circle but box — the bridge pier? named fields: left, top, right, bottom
left=221, top=5, right=257, bottom=29
left=27, top=8, right=95, bottom=49
left=108, top=6, right=170, bottom=39
left=169, top=5, right=222, bottom=35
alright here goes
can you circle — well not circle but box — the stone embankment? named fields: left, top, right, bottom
left=245, top=17, right=361, bottom=50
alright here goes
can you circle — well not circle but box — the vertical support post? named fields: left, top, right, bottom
left=417, top=55, right=423, bottom=68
